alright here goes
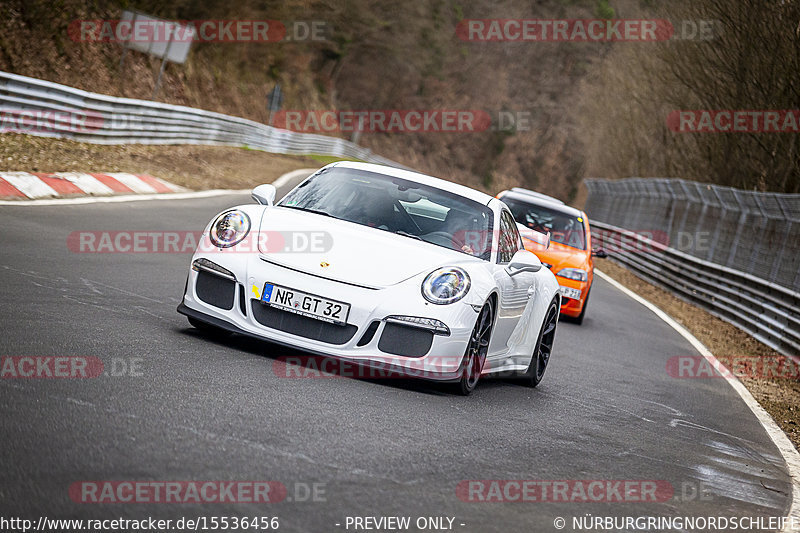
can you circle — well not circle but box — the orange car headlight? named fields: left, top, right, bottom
left=556, top=268, right=588, bottom=282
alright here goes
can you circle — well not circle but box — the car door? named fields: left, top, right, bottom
left=488, top=210, right=538, bottom=358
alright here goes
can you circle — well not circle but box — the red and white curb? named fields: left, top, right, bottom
left=0, top=172, right=186, bottom=200
left=0, top=168, right=317, bottom=206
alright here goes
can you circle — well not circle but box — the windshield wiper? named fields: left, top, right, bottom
left=394, top=230, right=423, bottom=241
left=280, top=205, right=337, bottom=219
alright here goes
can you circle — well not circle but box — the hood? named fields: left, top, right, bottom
left=525, top=241, right=589, bottom=273
left=257, top=207, right=475, bottom=288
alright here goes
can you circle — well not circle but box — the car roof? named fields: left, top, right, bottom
left=330, top=161, right=494, bottom=206
left=498, top=188, right=584, bottom=218
left=508, top=187, right=565, bottom=204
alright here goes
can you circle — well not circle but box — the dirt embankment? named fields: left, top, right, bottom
left=0, top=134, right=324, bottom=190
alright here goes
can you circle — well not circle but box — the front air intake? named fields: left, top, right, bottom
left=378, top=323, right=434, bottom=358
left=195, top=270, right=236, bottom=310
left=251, top=301, right=357, bottom=345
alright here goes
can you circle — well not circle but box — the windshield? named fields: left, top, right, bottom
left=279, top=167, right=494, bottom=260
left=502, top=196, right=586, bottom=250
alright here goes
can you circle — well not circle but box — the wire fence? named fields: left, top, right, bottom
left=584, top=178, right=800, bottom=356
left=0, top=70, right=404, bottom=168
left=584, top=178, right=800, bottom=293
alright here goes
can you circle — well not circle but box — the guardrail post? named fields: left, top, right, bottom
left=770, top=221, right=792, bottom=283
left=152, top=33, right=175, bottom=99
left=725, top=211, right=749, bottom=268
left=674, top=181, right=694, bottom=250
left=663, top=180, right=677, bottom=240
left=706, top=187, right=726, bottom=261
left=794, top=242, right=800, bottom=289
left=745, top=195, right=769, bottom=274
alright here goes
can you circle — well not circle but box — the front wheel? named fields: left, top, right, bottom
left=523, top=297, right=559, bottom=387
left=454, top=302, right=494, bottom=395
left=573, top=286, right=591, bottom=325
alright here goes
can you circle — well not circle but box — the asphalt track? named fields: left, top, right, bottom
left=0, top=177, right=794, bottom=532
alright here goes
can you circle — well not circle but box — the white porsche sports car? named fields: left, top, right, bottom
left=178, top=162, right=561, bottom=394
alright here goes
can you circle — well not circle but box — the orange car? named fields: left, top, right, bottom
left=497, top=188, right=606, bottom=324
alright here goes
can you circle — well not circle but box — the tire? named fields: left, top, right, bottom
left=523, top=297, right=559, bottom=387
left=188, top=316, right=231, bottom=337
left=573, top=286, right=591, bottom=325
left=454, top=302, right=494, bottom=396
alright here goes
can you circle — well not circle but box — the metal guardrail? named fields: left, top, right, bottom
left=584, top=178, right=800, bottom=293
left=0, top=71, right=403, bottom=167
left=591, top=221, right=800, bottom=357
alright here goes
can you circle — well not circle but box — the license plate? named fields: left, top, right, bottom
left=560, top=286, right=582, bottom=300
left=262, top=283, right=350, bottom=325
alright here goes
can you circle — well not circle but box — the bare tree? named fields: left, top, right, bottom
left=578, top=0, right=800, bottom=193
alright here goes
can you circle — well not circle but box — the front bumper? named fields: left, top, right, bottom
left=179, top=254, right=480, bottom=382
left=556, top=277, right=588, bottom=317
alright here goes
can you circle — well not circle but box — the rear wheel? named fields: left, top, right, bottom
left=523, top=298, right=559, bottom=387
left=454, top=302, right=494, bottom=395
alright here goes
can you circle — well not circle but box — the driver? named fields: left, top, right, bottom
left=441, top=209, right=479, bottom=255
left=352, top=192, right=397, bottom=230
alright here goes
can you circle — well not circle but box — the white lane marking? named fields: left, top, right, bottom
left=52, top=172, right=114, bottom=195
left=0, top=189, right=250, bottom=206
left=272, top=168, right=317, bottom=189
left=595, top=269, right=800, bottom=531
left=104, top=172, right=157, bottom=193
left=0, top=172, right=58, bottom=198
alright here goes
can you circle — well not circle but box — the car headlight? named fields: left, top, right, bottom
left=209, top=210, right=250, bottom=248
left=556, top=267, right=588, bottom=282
left=421, top=267, right=471, bottom=305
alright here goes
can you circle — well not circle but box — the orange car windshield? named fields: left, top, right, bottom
left=503, top=197, right=586, bottom=250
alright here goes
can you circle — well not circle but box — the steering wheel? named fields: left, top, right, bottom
left=424, top=231, right=464, bottom=249
left=528, top=222, right=548, bottom=234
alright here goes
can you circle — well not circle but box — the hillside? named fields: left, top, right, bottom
left=0, top=0, right=619, bottom=201
left=2, top=0, right=796, bottom=197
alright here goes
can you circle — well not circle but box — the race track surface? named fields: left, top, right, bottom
left=0, top=185, right=792, bottom=531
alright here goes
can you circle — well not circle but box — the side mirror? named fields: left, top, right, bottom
left=592, top=248, right=608, bottom=258
left=517, top=222, right=550, bottom=249
left=506, top=249, right=542, bottom=276
left=251, top=184, right=277, bottom=206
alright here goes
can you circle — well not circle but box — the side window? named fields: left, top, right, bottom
left=498, top=210, right=522, bottom=263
